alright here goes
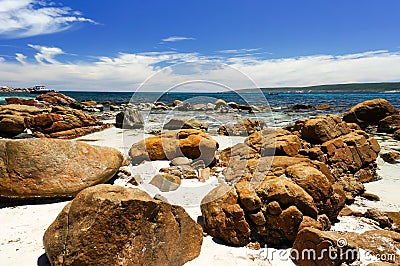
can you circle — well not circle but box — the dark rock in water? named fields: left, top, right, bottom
left=343, top=98, right=399, bottom=127
left=43, top=184, right=203, bottom=266
left=129, top=129, right=218, bottom=166
left=70, top=101, right=104, bottom=112
left=175, top=101, right=192, bottom=111
left=381, top=151, right=400, bottom=163
left=291, top=104, right=313, bottom=110
left=163, top=117, right=208, bottom=131
left=227, top=102, right=253, bottom=112
left=0, top=138, right=123, bottom=201
left=316, top=104, right=331, bottom=110
left=377, top=114, right=400, bottom=133
left=218, top=119, right=265, bottom=136
left=36, top=92, right=77, bottom=106
left=115, top=107, right=144, bottom=129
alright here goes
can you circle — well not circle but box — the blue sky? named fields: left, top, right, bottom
left=1, top=0, right=400, bottom=91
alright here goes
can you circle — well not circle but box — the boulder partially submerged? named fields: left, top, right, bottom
left=43, top=184, right=203, bottom=266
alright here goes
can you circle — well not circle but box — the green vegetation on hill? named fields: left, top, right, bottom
left=237, top=82, right=400, bottom=93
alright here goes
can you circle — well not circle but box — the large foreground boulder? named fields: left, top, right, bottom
left=129, top=129, right=218, bottom=166
left=343, top=98, right=399, bottom=127
left=43, top=184, right=203, bottom=266
left=0, top=138, right=123, bottom=200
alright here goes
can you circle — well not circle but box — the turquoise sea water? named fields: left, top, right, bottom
left=1, top=91, right=399, bottom=113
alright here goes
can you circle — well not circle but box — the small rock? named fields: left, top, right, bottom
left=170, top=157, right=192, bottom=166
left=361, top=192, right=380, bottom=201
left=150, top=173, right=181, bottom=192
left=381, top=151, right=400, bottom=163
left=315, top=104, right=331, bottom=110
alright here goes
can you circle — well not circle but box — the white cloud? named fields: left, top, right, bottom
left=15, top=53, right=27, bottom=64
left=161, top=36, right=195, bottom=42
left=0, top=47, right=400, bottom=91
left=28, top=44, right=64, bottom=64
left=0, top=0, right=96, bottom=38
left=217, top=48, right=261, bottom=54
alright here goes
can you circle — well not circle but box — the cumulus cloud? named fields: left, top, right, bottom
left=161, top=36, right=195, bottom=42
left=28, top=44, right=64, bottom=64
left=0, top=0, right=96, bottom=38
left=0, top=47, right=400, bottom=91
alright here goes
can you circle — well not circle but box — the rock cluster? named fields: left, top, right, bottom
left=129, top=129, right=218, bottom=166
left=0, top=138, right=123, bottom=201
left=43, top=184, right=203, bottom=266
left=201, top=114, right=380, bottom=247
left=0, top=98, right=108, bottom=139
left=218, top=118, right=265, bottom=136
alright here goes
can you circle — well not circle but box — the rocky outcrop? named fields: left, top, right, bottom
left=343, top=98, right=399, bottom=127
left=5, top=97, right=42, bottom=106
left=218, top=119, right=265, bottom=136
left=36, top=92, right=77, bottom=106
left=202, top=114, right=381, bottom=247
left=163, top=117, right=208, bottom=131
left=25, top=106, right=107, bottom=139
left=43, top=184, right=203, bottom=266
left=115, top=107, right=144, bottom=129
left=0, top=138, right=123, bottom=201
left=0, top=104, right=47, bottom=137
left=129, top=129, right=218, bottom=166
left=290, top=115, right=350, bottom=144
left=0, top=104, right=106, bottom=139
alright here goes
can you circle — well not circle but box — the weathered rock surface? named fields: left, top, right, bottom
left=364, top=208, right=393, bottom=229
left=291, top=114, right=350, bottom=144
left=150, top=173, right=181, bottom=192
left=201, top=185, right=251, bottom=246
left=163, top=117, right=208, bottom=131
left=0, top=138, right=123, bottom=200
left=43, top=184, right=203, bottom=266
left=381, top=151, right=400, bottom=163
left=129, top=129, right=218, bottom=166
left=36, top=92, right=77, bottom=106
left=115, top=107, right=144, bottom=129
left=0, top=104, right=46, bottom=137
left=343, top=98, right=399, bottom=127
left=5, top=97, right=42, bottom=106
left=377, top=114, right=400, bottom=133
left=25, top=106, right=106, bottom=139
left=218, top=119, right=265, bottom=136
